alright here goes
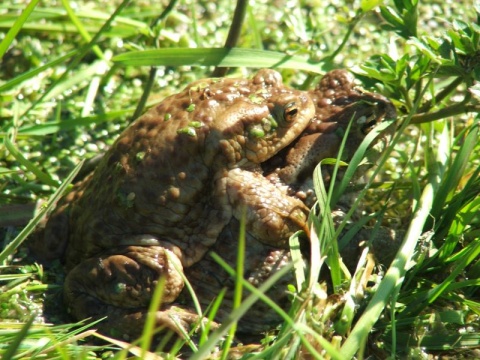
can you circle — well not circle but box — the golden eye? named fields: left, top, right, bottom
left=283, top=102, right=298, bottom=122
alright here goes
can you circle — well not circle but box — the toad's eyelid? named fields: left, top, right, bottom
left=284, top=101, right=297, bottom=110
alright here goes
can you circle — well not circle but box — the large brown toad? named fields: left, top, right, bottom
left=184, top=70, right=398, bottom=334
left=34, top=69, right=315, bottom=338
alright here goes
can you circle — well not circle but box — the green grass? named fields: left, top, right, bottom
left=1, top=0, right=480, bottom=358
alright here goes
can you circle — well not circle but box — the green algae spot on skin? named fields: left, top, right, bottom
left=135, top=151, right=146, bottom=162
left=263, top=115, right=278, bottom=132
left=249, top=125, right=265, bottom=138
left=177, top=127, right=197, bottom=137
left=188, top=121, right=203, bottom=128
left=249, top=94, right=265, bottom=105
left=114, top=282, right=127, bottom=294
left=248, top=115, right=278, bottom=139
left=117, top=190, right=136, bottom=208
left=186, top=103, right=196, bottom=112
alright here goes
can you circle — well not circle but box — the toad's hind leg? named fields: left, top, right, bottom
left=63, top=245, right=200, bottom=339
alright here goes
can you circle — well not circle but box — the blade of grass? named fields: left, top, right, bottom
left=15, top=108, right=136, bottom=136
left=0, top=50, right=77, bottom=93
left=198, top=288, right=227, bottom=347
left=0, top=6, right=149, bottom=31
left=1, top=315, right=35, bottom=360
left=220, top=207, right=247, bottom=359
left=289, top=231, right=307, bottom=291
left=0, top=20, right=144, bottom=37
left=92, top=332, right=165, bottom=360
left=140, top=276, right=166, bottom=354
left=113, top=47, right=324, bottom=73
left=60, top=0, right=105, bottom=60
left=331, top=119, right=396, bottom=206
left=4, top=133, right=58, bottom=188
left=312, top=159, right=341, bottom=285
left=0, top=0, right=41, bottom=59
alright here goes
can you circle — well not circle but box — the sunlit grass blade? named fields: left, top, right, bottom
left=1, top=315, right=35, bottom=360
left=60, top=0, right=105, bottom=60
left=0, top=51, right=77, bottom=93
left=113, top=47, right=324, bottom=73
left=0, top=318, right=105, bottom=359
left=140, top=276, right=167, bottom=354
left=198, top=288, right=227, bottom=347
left=0, top=0, right=41, bottom=59
left=289, top=231, right=307, bottom=291
left=93, top=332, right=165, bottom=360
left=43, top=58, right=111, bottom=104
left=15, top=108, right=136, bottom=136
left=221, top=208, right=247, bottom=358
left=4, top=133, right=58, bottom=187
left=0, top=6, right=150, bottom=35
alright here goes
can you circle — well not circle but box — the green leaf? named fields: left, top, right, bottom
left=408, top=37, right=443, bottom=64
left=357, top=54, right=399, bottom=83
left=360, top=0, right=384, bottom=12
left=380, top=6, right=404, bottom=28
left=469, top=83, right=480, bottom=98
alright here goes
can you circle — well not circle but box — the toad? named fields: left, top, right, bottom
left=33, top=69, right=315, bottom=338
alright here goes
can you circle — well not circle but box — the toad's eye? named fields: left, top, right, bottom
left=283, top=102, right=298, bottom=122
left=357, top=110, right=379, bottom=135
left=361, top=117, right=378, bottom=134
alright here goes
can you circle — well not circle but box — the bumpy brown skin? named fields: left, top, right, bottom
left=183, top=70, right=398, bottom=334
left=36, top=69, right=315, bottom=339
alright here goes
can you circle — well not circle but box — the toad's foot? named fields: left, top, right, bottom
left=64, top=244, right=209, bottom=339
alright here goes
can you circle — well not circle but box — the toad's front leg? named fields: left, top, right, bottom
left=64, top=244, right=203, bottom=340
left=225, top=168, right=309, bottom=248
